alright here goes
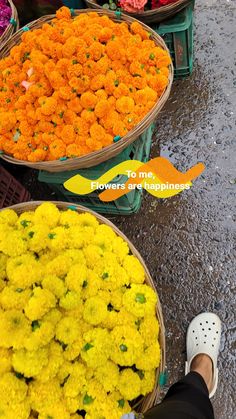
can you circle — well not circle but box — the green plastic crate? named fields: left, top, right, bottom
left=38, top=125, right=154, bottom=215
left=62, top=0, right=86, bottom=9
left=154, top=2, right=194, bottom=79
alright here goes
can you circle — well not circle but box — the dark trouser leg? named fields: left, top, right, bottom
left=144, top=372, right=215, bottom=419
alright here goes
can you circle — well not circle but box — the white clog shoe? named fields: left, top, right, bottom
left=185, top=312, right=222, bottom=398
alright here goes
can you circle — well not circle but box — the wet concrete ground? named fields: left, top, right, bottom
left=3, top=0, right=235, bottom=417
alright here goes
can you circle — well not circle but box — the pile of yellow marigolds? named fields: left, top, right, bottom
left=0, top=7, right=171, bottom=162
left=0, top=202, right=160, bottom=419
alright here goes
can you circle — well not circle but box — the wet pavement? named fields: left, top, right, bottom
left=3, top=0, right=235, bottom=417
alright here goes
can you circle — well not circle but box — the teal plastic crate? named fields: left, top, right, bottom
left=154, top=2, right=194, bottom=79
left=38, top=125, right=154, bottom=215
left=62, top=0, right=86, bottom=9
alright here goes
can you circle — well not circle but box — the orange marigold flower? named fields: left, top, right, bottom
left=49, top=139, right=66, bottom=159
left=89, top=42, right=104, bottom=61
left=116, top=96, right=135, bottom=114
left=27, top=148, right=47, bottom=162
left=98, top=27, right=113, bottom=43
left=148, top=74, right=168, bottom=93
left=58, top=86, right=76, bottom=101
left=90, top=75, right=106, bottom=91
left=80, top=92, right=98, bottom=110
left=94, top=100, right=110, bottom=119
left=69, top=76, right=90, bottom=94
left=81, top=109, right=97, bottom=125
left=134, top=87, right=157, bottom=104
left=90, top=123, right=106, bottom=141
left=39, top=96, right=58, bottom=116
left=112, top=121, right=128, bottom=137
left=60, top=124, right=75, bottom=145
left=56, top=6, right=71, bottom=21
left=130, top=22, right=149, bottom=40
left=67, top=97, right=83, bottom=113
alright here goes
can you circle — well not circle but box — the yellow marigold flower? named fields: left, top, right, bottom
left=57, top=360, right=73, bottom=384
left=136, top=341, right=161, bottom=371
left=26, top=223, right=50, bottom=253
left=80, top=378, right=107, bottom=413
left=64, top=337, right=83, bottom=361
left=17, top=211, right=35, bottom=229
left=83, top=244, right=103, bottom=268
left=65, top=398, right=81, bottom=414
left=34, top=202, right=60, bottom=228
left=0, top=400, right=30, bottom=419
left=63, top=249, right=86, bottom=265
left=0, top=253, right=8, bottom=281
left=24, top=319, right=55, bottom=351
left=63, top=362, right=87, bottom=398
left=6, top=254, right=42, bottom=288
left=46, top=254, right=71, bottom=277
left=122, top=284, right=157, bottom=317
left=140, top=315, right=160, bottom=346
left=140, top=369, right=156, bottom=395
left=77, top=213, right=99, bottom=229
left=83, top=296, right=108, bottom=326
left=59, top=290, right=82, bottom=311
left=12, top=346, right=48, bottom=378
left=93, top=233, right=113, bottom=252
left=42, top=274, right=66, bottom=298
left=0, top=286, right=31, bottom=310
left=111, top=236, right=129, bottom=262
left=29, top=378, right=63, bottom=411
left=109, top=287, right=125, bottom=310
left=110, top=325, right=143, bottom=366
left=108, top=391, right=131, bottom=416
left=0, top=348, right=12, bottom=374
left=56, top=316, right=79, bottom=345
left=47, top=226, right=69, bottom=251
left=43, top=308, right=62, bottom=326
left=0, top=372, right=27, bottom=403
left=0, top=224, right=13, bottom=246
left=96, top=258, right=129, bottom=290
left=0, top=310, right=31, bottom=349
left=0, top=209, right=18, bottom=225
left=102, top=308, right=136, bottom=330
left=36, top=341, right=64, bottom=382
left=65, top=264, right=88, bottom=293
left=0, top=230, right=27, bottom=257
left=117, top=368, right=141, bottom=400
left=122, top=255, right=145, bottom=284
left=95, top=361, right=119, bottom=392
left=59, top=209, right=81, bottom=227
left=38, top=402, right=70, bottom=419
left=24, top=287, right=56, bottom=321
left=81, top=328, right=111, bottom=368
left=80, top=269, right=100, bottom=300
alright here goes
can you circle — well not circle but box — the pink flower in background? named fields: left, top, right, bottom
left=152, top=0, right=179, bottom=8
left=0, top=0, right=11, bottom=36
left=120, top=0, right=148, bottom=12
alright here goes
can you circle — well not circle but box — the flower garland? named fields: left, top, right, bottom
left=0, top=0, right=11, bottom=36
left=0, top=7, right=171, bottom=162
left=0, top=202, right=161, bottom=418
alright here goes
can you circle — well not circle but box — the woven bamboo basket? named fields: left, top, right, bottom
left=0, top=0, right=19, bottom=46
left=2, top=200, right=166, bottom=413
left=0, top=9, right=173, bottom=172
left=85, top=0, right=193, bottom=24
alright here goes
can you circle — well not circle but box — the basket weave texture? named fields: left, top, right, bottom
left=85, top=0, right=193, bottom=24
left=2, top=200, right=166, bottom=413
left=0, top=9, right=173, bottom=172
left=0, top=0, right=19, bottom=46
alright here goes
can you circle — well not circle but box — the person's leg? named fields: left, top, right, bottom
left=144, top=370, right=214, bottom=419
left=144, top=354, right=214, bottom=419
left=143, top=313, right=221, bottom=419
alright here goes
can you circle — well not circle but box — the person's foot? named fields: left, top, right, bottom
left=190, top=353, right=213, bottom=393
left=185, top=312, right=221, bottom=398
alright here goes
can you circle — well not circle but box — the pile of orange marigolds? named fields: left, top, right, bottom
left=0, top=7, right=171, bottom=162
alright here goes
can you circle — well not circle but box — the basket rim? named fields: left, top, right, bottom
left=0, top=9, right=173, bottom=171
left=1, top=200, right=166, bottom=412
left=85, top=0, right=191, bottom=16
